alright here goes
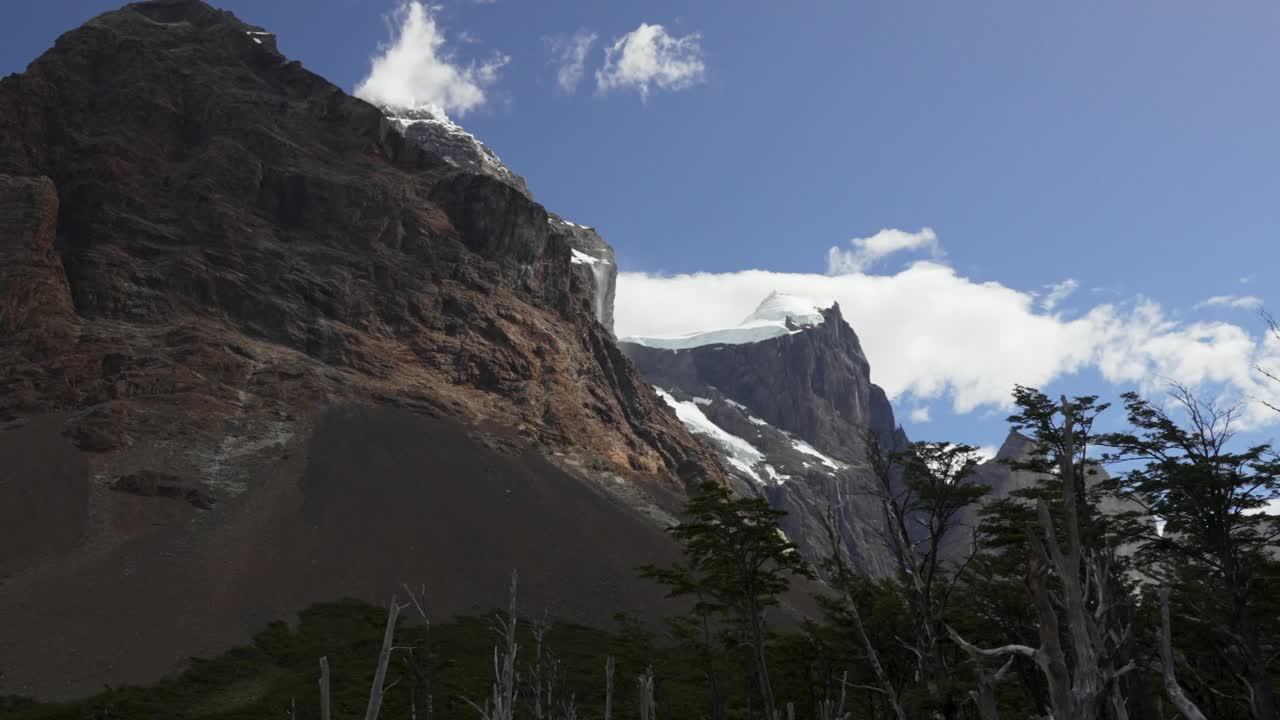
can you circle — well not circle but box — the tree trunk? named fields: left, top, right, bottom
left=824, top=513, right=906, bottom=720
left=1158, top=588, right=1207, bottom=720
left=604, top=656, right=615, bottom=720
left=365, top=597, right=402, bottom=720
left=638, top=667, right=657, bottom=720
left=699, top=612, right=725, bottom=720
left=319, top=657, right=331, bottom=720
left=748, top=600, right=778, bottom=720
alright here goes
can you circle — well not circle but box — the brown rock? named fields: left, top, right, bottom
left=0, top=0, right=729, bottom=699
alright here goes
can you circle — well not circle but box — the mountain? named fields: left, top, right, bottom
left=0, top=0, right=722, bottom=699
left=621, top=294, right=909, bottom=575
left=385, top=104, right=617, bottom=334
left=945, top=430, right=1148, bottom=564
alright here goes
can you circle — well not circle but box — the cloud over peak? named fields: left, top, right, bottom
left=617, top=229, right=1280, bottom=428
left=355, top=1, right=507, bottom=117
left=596, top=23, right=707, bottom=99
left=826, top=228, right=939, bottom=274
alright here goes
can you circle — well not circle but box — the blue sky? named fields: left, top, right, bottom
left=4, top=0, right=1279, bottom=455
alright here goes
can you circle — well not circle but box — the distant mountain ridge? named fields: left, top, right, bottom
left=622, top=297, right=910, bottom=575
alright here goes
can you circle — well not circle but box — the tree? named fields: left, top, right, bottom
left=953, top=392, right=1136, bottom=720
left=642, top=482, right=814, bottom=720
left=858, top=435, right=990, bottom=718
left=819, top=508, right=909, bottom=720
left=1101, top=386, right=1280, bottom=720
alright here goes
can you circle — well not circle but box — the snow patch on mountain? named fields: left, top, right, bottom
left=791, top=438, right=842, bottom=471
left=571, top=248, right=607, bottom=265
left=654, top=388, right=789, bottom=485
left=621, top=291, right=826, bottom=350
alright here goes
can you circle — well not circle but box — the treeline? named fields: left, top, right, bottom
left=5, top=385, right=1278, bottom=720
left=642, top=385, right=1280, bottom=720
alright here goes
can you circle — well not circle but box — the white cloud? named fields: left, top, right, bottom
left=909, top=406, right=932, bottom=423
left=596, top=23, right=706, bottom=99
left=973, top=445, right=1000, bottom=463
left=617, top=239, right=1280, bottom=428
left=826, top=228, right=939, bottom=274
left=354, top=2, right=507, bottom=117
left=1040, top=279, right=1079, bottom=312
left=1196, top=295, right=1264, bottom=311
left=547, top=30, right=598, bottom=94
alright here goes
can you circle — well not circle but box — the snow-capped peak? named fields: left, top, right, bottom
left=380, top=103, right=530, bottom=197
left=742, top=291, right=825, bottom=327
left=621, top=291, right=828, bottom=351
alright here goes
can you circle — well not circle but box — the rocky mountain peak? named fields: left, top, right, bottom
left=377, top=102, right=617, bottom=335
left=620, top=294, right=907, bottom=574
left=383, top=102, right=533, bottom=199
left=0, top=0, right=721, bottom=697
left=742, top=291, right=825, bottom=327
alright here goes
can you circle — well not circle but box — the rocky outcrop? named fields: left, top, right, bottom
left=0, top=0, right=724, bottom=698
left=386, top=105, right=532, bottom=199
left=621, top=299, right=908, bottom=575
left=385, top=107, right=618, bottom=336
left=944, top=431, right=1145, bottom=563
left=558, top=218, right=617, bottom=334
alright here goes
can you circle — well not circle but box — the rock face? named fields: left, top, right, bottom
left=386, top=105, right=618, bottom=335
left=621, top=298, right=908, bottom=575
left=944, top=430, right=1145, bottom=563
left=0, top=0, right=723, bottom=699
left=386, top=105, right=533, bottom=198
left=557, top=218, right=617, bottom=335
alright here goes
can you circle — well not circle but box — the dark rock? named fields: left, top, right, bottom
left=112, top=469, right=215, bottom=510
left=623, top=303, right=895, bottom=462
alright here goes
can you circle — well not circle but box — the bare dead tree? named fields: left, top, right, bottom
left=403, top=583, right=434, bottom=720
left=559, top=693, right=579, bottom=720
left=950, top=397, right=1133, bottom=720
left=1159, top=588, right=1208, bottom=720
left=946, top=629, right=1014, bottom=720
left=638, top=666, right=657, bottom=720
left=319, top=657, right=332, bottom=720
left=531, top=612, right=551, bottom=720
left=816, top=670, right=848, bottom=720
left=604, top=656, right=615, bottom=720
left=366, top=595, right=407, bottom=720
left=467, top=571, right=521, bottom=720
